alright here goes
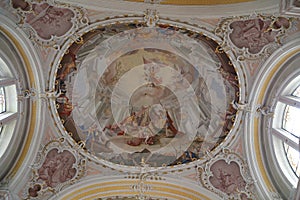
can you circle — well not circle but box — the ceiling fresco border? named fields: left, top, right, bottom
left=215, top=14, right=293, bottom=62
left=10, top=0, right=89, bottom=49
left=46, top=16, right=246, bottom=174
left=21, top=137, right=86, bottom=200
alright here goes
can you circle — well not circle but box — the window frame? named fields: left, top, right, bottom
left=270, top=75, right=300, bottom=186
left=261, top=52, right=300, bottom=199
left=0, top=29, right=31, bottom=182
left=246, top=40, right=300, bottom=200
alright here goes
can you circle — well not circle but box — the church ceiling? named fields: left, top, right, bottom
left=54, top=21, right=240, bottom=168
left=0, top=0, right=299, bottom=199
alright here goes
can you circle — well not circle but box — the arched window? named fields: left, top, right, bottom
left=272, top=75, right=300, bottom=185
left=0, top=57, right=18, bottom=158
left=246, top=41, right=300, bottom=200
left=0, top=25, right=36, bottom=182
left=0, top=15, right=44, bottom=196
left=283, top=84, right=300, bottom=177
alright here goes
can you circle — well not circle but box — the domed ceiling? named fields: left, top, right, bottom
left=54, top=22, right=239, bottom=168
left=2, top=0, right=300, bottom=199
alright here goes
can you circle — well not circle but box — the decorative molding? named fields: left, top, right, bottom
left=256, top=105, right=274, bottom=116
left=10, top=0, right=89, bottom=49
left=48, top=176, right=221, bottom=200
left=144, top=8, right=159, bottom=27
left=17, top=87, right=65, bottom=102
left=215, top=14, right=293, bottom=61
left=198, top=149, right=254, bottom=200
left=127, top=165, right=164, bottom=200
left=21, top=138, right=86, bottom=200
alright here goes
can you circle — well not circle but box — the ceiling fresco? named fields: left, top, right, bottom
left=198, top=149, right=254, bottom=199
left=215, top=15, right=292, bottom=61
left=2, top=0, right=300, bottom=199
left=228, top=17, right=290, bottom=54
left=24, top=138, right=86, bottom=199
left=54, top=22, right=239, bottom=168
left=11, top=0, right=88, bottom=48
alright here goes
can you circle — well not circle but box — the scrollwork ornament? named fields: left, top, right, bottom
left=198, top=148, right=254, bottom=200
left=126, top=159, right=164, bottom=200
left=11, top=0, right=89, bottom=49
left=17, top=87, right=65, bottom=103
left=144, top=8, right=159, bottom=27
left=215, top=14, right=293, bottom=61
left=22, top=138, right=86, bottom=200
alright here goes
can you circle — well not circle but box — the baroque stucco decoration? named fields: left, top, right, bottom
left=49, top=17, right=242, bottom=172
left=0, top=0, right=299, bottom=199
left=198, top=149, right=254, bottom=200
left=215, top=14, right=292, bottom=61
left=22, top=138, right=86, bottom=200
left=11, top=0, right=88, bottom=49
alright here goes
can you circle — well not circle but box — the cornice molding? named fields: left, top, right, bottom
left=57, top=0, right=279, bottom=18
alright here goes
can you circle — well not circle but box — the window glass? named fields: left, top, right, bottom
left=284, top=143, right=300, bottom=177
left=0, top=87, right=5, bottom=114
left=278, top=84, right=300, bottom=179
left=293, top=85, right=300, bottom=97
left=283, top=105, right=300, bottom=138
left=0, top=57, right=18, bottom=149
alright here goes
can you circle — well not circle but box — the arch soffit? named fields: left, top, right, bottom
left=50, top=176, right=222, bottom=200
left=245, top=38, right=300, bottom=198
left=0, top=14, right=45, bottom=188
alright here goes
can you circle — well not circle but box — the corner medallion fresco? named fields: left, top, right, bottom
left=23, top=138, right=86, bottom=199
left=198, top=149, right=254, bottom=199
left=216, top=15, right=292, bottom=60
left=229, top=17, right=290, bottom=54
left=37, top=148, right=76, bottom=188
left=11, top=0, right=88, bottom=48
left=52, top=22, right=240, bottom=168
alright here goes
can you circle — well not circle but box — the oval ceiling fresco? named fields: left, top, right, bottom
left=54, top=22, right=239, bottom=168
